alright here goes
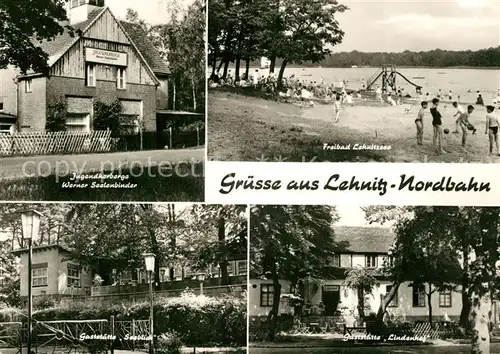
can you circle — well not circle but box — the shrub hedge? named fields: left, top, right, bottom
left=32, top=292, right=246, bottom=347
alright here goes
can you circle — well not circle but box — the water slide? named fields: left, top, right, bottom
left=365, top=70, right=383, bottom=90
left=395, top=71, right=423, bottom=89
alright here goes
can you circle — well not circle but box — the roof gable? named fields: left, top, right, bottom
left=333, top=226, right=395, bottom=254
left=34, top=7, right=164, bottom=83
left=119, top=21, right=170, bottom=75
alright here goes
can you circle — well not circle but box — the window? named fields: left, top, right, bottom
left=67, top=265, right=81, bottom=287
left=0, top=124, right=12, bottom=135
left=117, top=68, right=126, bottom=89
left=386, top=285, right=399, bottom=307
left=25, top=79, right=32, bottom=93
left=0, top=101, right=4, bottom=111
left=260, top=284, right=274, bottom=307
left=439, top=291, right=452, bottom=307
left=65, top=113, right=90, bottom=132
left=32, top=266, right=48, bottom=287
left=331, top=254, right=340, bottom=267
left=236, top=260, right=247, bottom=275
left=365, top=255, right=377, bottom=268
left=412, top=284, right=426, bottom=307
left=227, top=261, right=234, bottom=276
left=86, top=64, right=96, bottom=87
left=340, top=254, right=352, bottom=268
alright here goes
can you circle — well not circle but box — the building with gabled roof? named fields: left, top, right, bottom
left=0, top=0, right=171, bottom=134
left=249, top=226, right=491, bottom=325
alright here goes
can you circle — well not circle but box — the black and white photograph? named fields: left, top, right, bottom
left=208, top=0, right=500, bottom=163
left=249, top=205, right=500, bottom=353
left=0, top=0, right=205, bottom=201
left=0, top=203, right=247, bottom=354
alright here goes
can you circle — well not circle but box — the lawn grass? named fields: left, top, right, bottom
left=0, top=163, right=204, bottom=201
left=208, top=88, right=500, bottom=163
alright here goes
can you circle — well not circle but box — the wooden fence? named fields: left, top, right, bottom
left=0, top=131, right=112, bottom=156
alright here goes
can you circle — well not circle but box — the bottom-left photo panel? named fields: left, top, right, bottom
left=0, top=203, right=248, bottom=354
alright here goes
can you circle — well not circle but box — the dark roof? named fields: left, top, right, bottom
left=11, top=244, right=71, bottom=257
left=32, top=8, right=169, bottom=76
left=38, top=7, right=105, bottom=66
left=119, top=21, right=170, bottom=75
left=333, top=226, right=395, bottom=254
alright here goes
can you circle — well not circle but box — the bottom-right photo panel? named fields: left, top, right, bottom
left=248, top=205, right=500, bottom=354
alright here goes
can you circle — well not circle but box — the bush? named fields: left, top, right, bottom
left=157, top=332, right=182, bottom=354
left=31, top=292, right=246, bottom=347
left=33, top=296, right=56, bottom=310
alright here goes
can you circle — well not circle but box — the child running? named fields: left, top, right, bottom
left=334, top=95, right=342, bottom=123
left=415, top=101, right=427, bottom=145
left=485, top=105, right=500, bottom=155
left=430, top=98, right=444, bottom=154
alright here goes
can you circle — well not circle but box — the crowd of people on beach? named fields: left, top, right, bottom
left=209, top=67, right=500, bottom=156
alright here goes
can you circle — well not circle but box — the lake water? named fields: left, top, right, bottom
left=224, top=66, right=500, bottom=105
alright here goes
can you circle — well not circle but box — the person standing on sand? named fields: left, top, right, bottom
left=415, top=101, right=427, bottom=145
left=430, top=98, right=445, bottom=154
left=334, top=95, right=342, bottom=123
left=452, top=102, right=465, bottom=133
left=457, top=105, right=475, bottom=148
left=485, top=105, right=500, bottom=156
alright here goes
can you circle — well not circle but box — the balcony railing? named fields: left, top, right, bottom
left=91, top=275, right=247, bottom=297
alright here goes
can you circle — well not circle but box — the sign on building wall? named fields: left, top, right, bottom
left=85, top=48, right=127, bottom=66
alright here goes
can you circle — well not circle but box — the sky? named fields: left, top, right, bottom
left=333, top=0, right=500, bottom=52
left=335, top=205, right=389, bottom=227
left=101, top=0, right=196, bottom=25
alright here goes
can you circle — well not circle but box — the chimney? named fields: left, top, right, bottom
left=69, top=0, right=105, bottom=25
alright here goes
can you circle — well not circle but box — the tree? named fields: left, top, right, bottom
left=274, top=0, right=348, bottom=85
left=363, top=206, right=500, bottom=354
left=343, top=266, right=377, bottom=325
left=0, top=240, right=20, bottom=308
left=189, top=205, right=247, bottom=285
left=0, top=0, right=73, bottom=75
left=250, top=205, right=339, bottom=340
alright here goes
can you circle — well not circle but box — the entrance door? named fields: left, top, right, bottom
left=322, top=285, right=340, bottom=316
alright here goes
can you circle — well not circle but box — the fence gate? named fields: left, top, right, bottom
left=0, top=317, right=152, bottom=354
left=0, top=322, right=22, bottom=353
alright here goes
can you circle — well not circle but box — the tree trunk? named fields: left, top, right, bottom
left=357, top=287, right=365, bottom=325
left=269, top=55, right=276, bottom=73
left=427, top=284, right=433, bottom=326
left=235, top=56, right=241, bottom=82
left=192, top=76, right=197, bottom=111
left=470, top=288, right=492, bottom=354
left=375, top=282, right=400, bottom=329
left=218, top=217, right=229, bottom=285
left=459, top=240, right=471, bottom=330
left=211, top=49, right=217, bottom=76
left=245, top=58, right=250, bottom=79
left=173, top=80, right=177, bottom=111
left=277, top=59, right=288, bottom=88
left=217, top=60, right=225, bottom=73
left=266, top=255, right=281, bottom=341
left=222, top=60, right=230, bottom=79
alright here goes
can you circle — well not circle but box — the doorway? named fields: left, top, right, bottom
left=322, top=285, right=340, bottom=316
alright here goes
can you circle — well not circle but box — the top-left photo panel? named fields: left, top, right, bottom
left=0, top=0, right=206, bottom=202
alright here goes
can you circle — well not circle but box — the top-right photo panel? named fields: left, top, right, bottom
left=207, top=0, right=500, bottom=163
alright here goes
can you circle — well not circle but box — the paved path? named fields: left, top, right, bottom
left=0, top=148, right=204, bottom=179
left=249, top=343, right=500, bottom=353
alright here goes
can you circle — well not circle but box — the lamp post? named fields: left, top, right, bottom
left=21, top=210, right=42, bottom=354
left=143, top=253, right=155, bottom=354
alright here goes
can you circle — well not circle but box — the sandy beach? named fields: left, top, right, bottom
left=208, top=89, right=500, bottom=163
